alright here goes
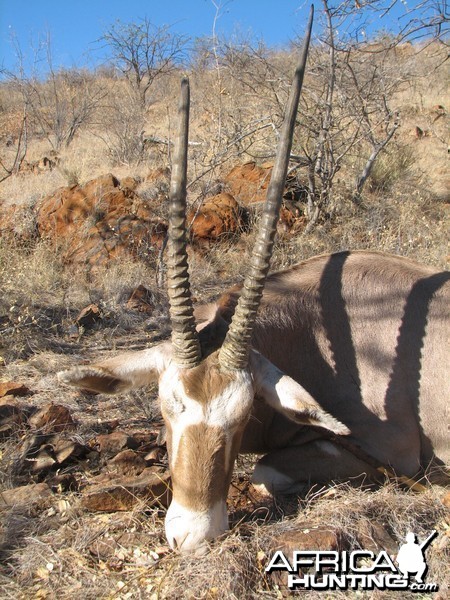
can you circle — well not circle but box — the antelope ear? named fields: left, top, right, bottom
left=249, top=351, right=350, bottom=435
left=58, top=343, right=171, bottom=394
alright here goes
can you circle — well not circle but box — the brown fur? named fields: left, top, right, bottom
left=169, top=423, right=229, bottom=511
left=178, top=251, right=449, bottom=482
left=234, top=251, right=449, bottom=479
left=179, top=351, right=234, bottom=405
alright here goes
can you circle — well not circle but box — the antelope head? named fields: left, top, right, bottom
left=59, top=8, right=346, bottom=553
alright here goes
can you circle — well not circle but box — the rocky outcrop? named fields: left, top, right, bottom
left=188, top=192, right=248, bottom=245
left=36, top=173, right=168, bottom=267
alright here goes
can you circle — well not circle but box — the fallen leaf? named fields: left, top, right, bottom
left=35, top=567, right=49, bottom=580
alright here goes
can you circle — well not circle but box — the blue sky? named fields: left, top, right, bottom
left=0, top=0, right=435, bottom=74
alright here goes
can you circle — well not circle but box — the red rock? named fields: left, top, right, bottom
left=81, top=469, right=171, bottom=511
left=75, top=303, right=102, bottom=328
left=223, top=162, right=306, bottom=234
left=126, top=285, right=155, bottom=315
left=28, top=403, right=75, bottom=433
left=0, top=382, right=30, bottom=398
left=224, top=162, right=272, bottom=204
left=35, top=174, right=168, bottom=268
left=189, top=192, right=246, bottom=244
left=0, top=482, right=52, bottom=507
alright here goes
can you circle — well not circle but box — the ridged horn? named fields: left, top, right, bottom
left=219, top=5, right=314, bottom=371
left=167, top=77, right=201, bottom=368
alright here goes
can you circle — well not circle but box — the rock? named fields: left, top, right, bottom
left=106, top=449, right=147, bottom=477
left=89, top=537, right=120, bottom=562
left=267, top=524, right=348, bottom=587
left=223, top=161, right=307, bottom=232
left=356, top=520, right=397, bottom=554
left=0, top=382, right=30, bottom=398
left=80, top=468, right=171, bottom=511
left=53, top=437, right=89, bottom=464
left=129, top=430, right=159, bottom=447
left=25, top=445, right=57, bottom=473
left=271, top=525, right=346, bottom=554
left=89, top=430, right=139, bottom=457
left=28, top=403, right=75, bottom=433
left=35, top=173, right=168, bottom=268
left=125, top=285, right=155, bottom=315
left=20, top=433, right=89, bottom=475
left=144, top=447, right=165, bottom=466
left=75, top=304, right=102, bottom=328
left=82, top=173, right=119, bottom=197
left=224, top=162, right=272, bottom=204
left=0, top=482, right=53, bottom=507
left=0, top=397, right=28, bottom=439
left=189, top=192, right=247, bottom=245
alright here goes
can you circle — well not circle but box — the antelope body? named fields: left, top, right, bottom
left=59, top=9, right=449, bottom=553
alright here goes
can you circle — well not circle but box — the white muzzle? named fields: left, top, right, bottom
left=165, top=499, right=228, bottom=554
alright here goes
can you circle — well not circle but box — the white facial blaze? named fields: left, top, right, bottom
left=203, top=373, right=254, bottom=473
left=160, top=365, right=254, bottom=471
left=159, top=364, right=205, bottom=467
left=160, top=365, right=254, bottom=552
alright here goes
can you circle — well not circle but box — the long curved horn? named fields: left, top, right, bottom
left=167, top=77, right=201, bottom=368
left=219, top=6, right=314, bottom=370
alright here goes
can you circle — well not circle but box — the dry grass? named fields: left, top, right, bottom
left=269, top=185, right=448, bottom=275
left=0, top=473, right=448, bottom=599
left=1, top=317, right=449, bottom=600
left=0, top=39, right=449, bottom=600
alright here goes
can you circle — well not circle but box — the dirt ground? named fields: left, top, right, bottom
left=1, top=312, right=449, bottom=599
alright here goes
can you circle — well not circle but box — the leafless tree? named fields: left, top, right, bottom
left=374, top=0, right=449, bottom=46
left=30, top=70, right=105, bottom=151
left=2, top=32, right=105, bottom=152
left=100, top=18, right=188, bottom=109
left=346, top=51, right=400, bottom=201
left=291, top=0, right=412, bottom=230
left=0, top=109, right=28, bottom=182
left=0, top=39, right=29, bottom=180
